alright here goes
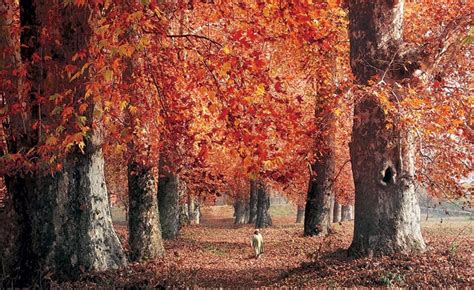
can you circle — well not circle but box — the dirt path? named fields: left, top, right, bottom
left=160, top=206, right=332, bottom=287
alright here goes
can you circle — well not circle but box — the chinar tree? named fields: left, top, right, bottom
left=348, top=0, right=425, bottom=256
left=2, top=0, right=126, bottom=285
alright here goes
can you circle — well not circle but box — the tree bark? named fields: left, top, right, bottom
left=255, top=181, right=272, bottom=228
left=341, top=204, right=353, bottom=221
left=3, top=2, right=127, bottom=285
left=123, top=32, right=164, bottom=260
left=329, top=194, right=335, bottom=224
left=188, top=197, right=200, bottom=225
left=333, top=202, right=342, bottom=223
left=128, top=163, right=164, bottom=261
left=187, top=193, right=194, bottom=223
left=0, top=0, right=20, bottom=275
left=304, top=73, right=337, bottom=236
left=244, top=203, right=250, bottom=223
left=247, top=179, right=258, bottom=224
left=179, top=203, right=190, bottom=227
left=158, top=165, right=180, bottom=240
left=348, top=0, right=425, bottom=256
left=234, top=198, right=249, bottom=224
left=7, top=149, right=128, bottom=284
left=193, top=202, right=201, bottom=225
left=304, top=149, right=335, bottom=236
left=178, top=180, right=190, bottom=227
left=295, top=205, right=305, bottom=223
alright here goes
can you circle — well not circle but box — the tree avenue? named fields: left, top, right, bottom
left=0, top=0, right=471, bottom=287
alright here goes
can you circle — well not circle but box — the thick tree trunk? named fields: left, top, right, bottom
left=158, top=170, right=180, bottom=240
left=341, top=204, right=353, bottom=221
left=248, top=179, right=258, bottom=224
left=295, top=205, right=305, bottom=223
left=3, top=2, right=127, bottom=285
left=0, top=1, right=20, bottom=275
left=304, top=78, right=337, bottom=236
left=348, top=0, right=425, bottom=256
left=128, top=163, right=164, bottom=261
left=123, top=30, right=164, bottom=260
left=333, top=202, right=342, bottom=223
left=234, top=198, right=249, bottom=224
left=255, top=181, right=272, bottom=228
left=304, top=149, right=335, bottom=236
left=7, top=147, right=127, bottom=284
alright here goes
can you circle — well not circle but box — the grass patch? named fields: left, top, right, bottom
left=269, top=203, right=297, bottom=217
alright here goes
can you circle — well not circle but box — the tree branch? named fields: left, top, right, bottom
left=167, top=34, right=222, bottom=48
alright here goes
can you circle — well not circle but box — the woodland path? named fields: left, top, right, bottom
left=61, top=206, right=472, bottom=288
left=112, top=205, right=329, bottom=287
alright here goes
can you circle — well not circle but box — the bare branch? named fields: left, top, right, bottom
left=167, top=34, right=222, bottom=48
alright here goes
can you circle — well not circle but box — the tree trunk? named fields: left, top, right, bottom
left=304, top=150, right=335, bottom=236
left=295, top=205, right=305, bottom=223
left=178, top=181, right=190, bottom=227
left=244, top=203, right=250, bottom=222
left=304, top=73, right=337, bottom=236
left=7, top=147, right=127, bottom=284
left=255, top=181, right=272, bottom=228
left=187, top=193, right=194, bottom=223
left=0, top=0, right=20, bottom=276
left=128, top=163, right=164, bottom=261
left=329, top=194, right=335, bottom=224
left=333, top=202, right=342, bottom=223
left=193, top=201, right=201, bottom=225
left=158, top=169, right=180, bottom=240
left=187, top=196, right=200, bottom=225
left=123, top=31, right=164, bottom=260
left=179, top=203, right=190, bottom=227
left=4, top=2, right=127, bottom=285
left=348, top=0, right=425, bottom=256
left=191, top=198, right=201, bottom=225
left=248, top=179, right=258, bottom=224
left=234, top=198, right=249, bottom=224
left=341, top=204, right=353, bottom=221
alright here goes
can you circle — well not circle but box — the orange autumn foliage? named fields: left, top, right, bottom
left=0, top=0, right=471, bottom=208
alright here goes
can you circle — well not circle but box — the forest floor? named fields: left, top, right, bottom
left=58, top=205, right=472, bottom=288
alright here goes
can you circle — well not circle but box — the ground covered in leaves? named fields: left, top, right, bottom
left=58, top=206, right=472, bottom=288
